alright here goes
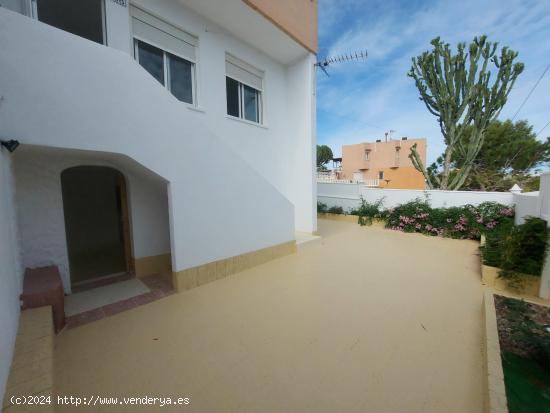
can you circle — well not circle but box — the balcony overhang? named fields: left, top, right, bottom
left=178, top=0, right=309, bottom=64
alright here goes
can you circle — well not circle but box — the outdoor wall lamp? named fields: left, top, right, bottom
left=1, top=140, right=19, bottom=153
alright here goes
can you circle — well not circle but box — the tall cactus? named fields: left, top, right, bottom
left=408, top=36, right=524, bottom=190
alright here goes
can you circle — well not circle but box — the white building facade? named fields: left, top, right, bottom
left=0, top=0, right=317, bottom=403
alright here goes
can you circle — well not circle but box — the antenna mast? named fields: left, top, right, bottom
left=315, top=50, right=368, bottom=77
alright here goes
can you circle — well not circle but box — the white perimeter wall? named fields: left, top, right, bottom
left=530, top=174, right=550, bottom=299
left=13, top=147, right=171, bottom=293
left=513, top=192, right=541, bottom=225
left=318, top=182, right=514, bottom=211
left=0, top=151, right=22, bottom=408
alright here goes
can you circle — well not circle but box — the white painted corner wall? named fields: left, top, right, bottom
left=286, top=53, right=317, bottom=233
left=0, top=151, right=22, bottom=408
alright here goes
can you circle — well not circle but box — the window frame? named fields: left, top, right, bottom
left=225, top=76, right=263, bottom=125
left=378, top=171, right=385, bottom=180
left=30, top=0, right=108, bottom=45
left=133, top=38, right=196, bottom=106
left=395, top=147, right=400, bottom=165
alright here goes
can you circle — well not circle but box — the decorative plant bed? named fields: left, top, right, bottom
left=483, top=291, right=508, bottom=413
left=318, top=200, right=516, bottom=240
left=481, top=264, right=541, bottom=297
left=385, top=200, right=513, bottom=239
left=479, top=217, right=548, bottom=299
left=494, top=295, right=550, bottom=412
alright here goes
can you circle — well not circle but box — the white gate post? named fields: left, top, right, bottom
left=537, top=175, right=550, bottom=299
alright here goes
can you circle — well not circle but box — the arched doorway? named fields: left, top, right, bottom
left=61, top=166, right=133, bottom=287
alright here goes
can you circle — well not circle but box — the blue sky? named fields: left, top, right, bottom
left=316, top=0, right=550, bottom=164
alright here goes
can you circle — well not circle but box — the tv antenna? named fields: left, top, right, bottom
left=315, top=50, right=368, bottom=77
left=385, top=130, right=396, bottom=141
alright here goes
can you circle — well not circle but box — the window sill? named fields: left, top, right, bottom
left=225, top=115, right=268, bottom=129
left=185, top=104, right=205, bottom=113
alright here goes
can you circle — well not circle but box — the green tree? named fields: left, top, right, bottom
left=317, top=145, right=333, bottom=171
left=408, top=36, right=524, bottom=190
left=455, top=120, right=550, bottom=191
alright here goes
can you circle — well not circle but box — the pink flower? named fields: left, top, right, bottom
left=399, top=215, right=416, bottom=225
left=415, top=223, right=422, bottom=229
left=486, top=221, right=497, bottom=229
left=500, top=208, right=513, bottom=217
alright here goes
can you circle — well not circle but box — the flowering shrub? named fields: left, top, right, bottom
left=385, top=200, right=514, bottom=239
left=350, top=197, right=387, bottom=226
left=481, top=219, right=513, bottom=267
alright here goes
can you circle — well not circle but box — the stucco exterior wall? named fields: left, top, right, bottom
left=341, top=139, right=427, bottom=189
left=1, top=2, right=317, bottom=233
left=0, top=8, right=296, bottom=275
left=13, top=147, right=171, bottom=293
left=286, top=53, right=317, bottom=232
left=0, top=0, right=317, bottom=237
left=242, top=0, right=318, bottom=53
left=376, top=167, right=426, bottom=190
left=120, top=0, right=316, bottom=233
left=0, top=151, right=22, bottom=408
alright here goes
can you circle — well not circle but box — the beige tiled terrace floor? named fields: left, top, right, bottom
left=54, top=219, right=484, bottom=412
